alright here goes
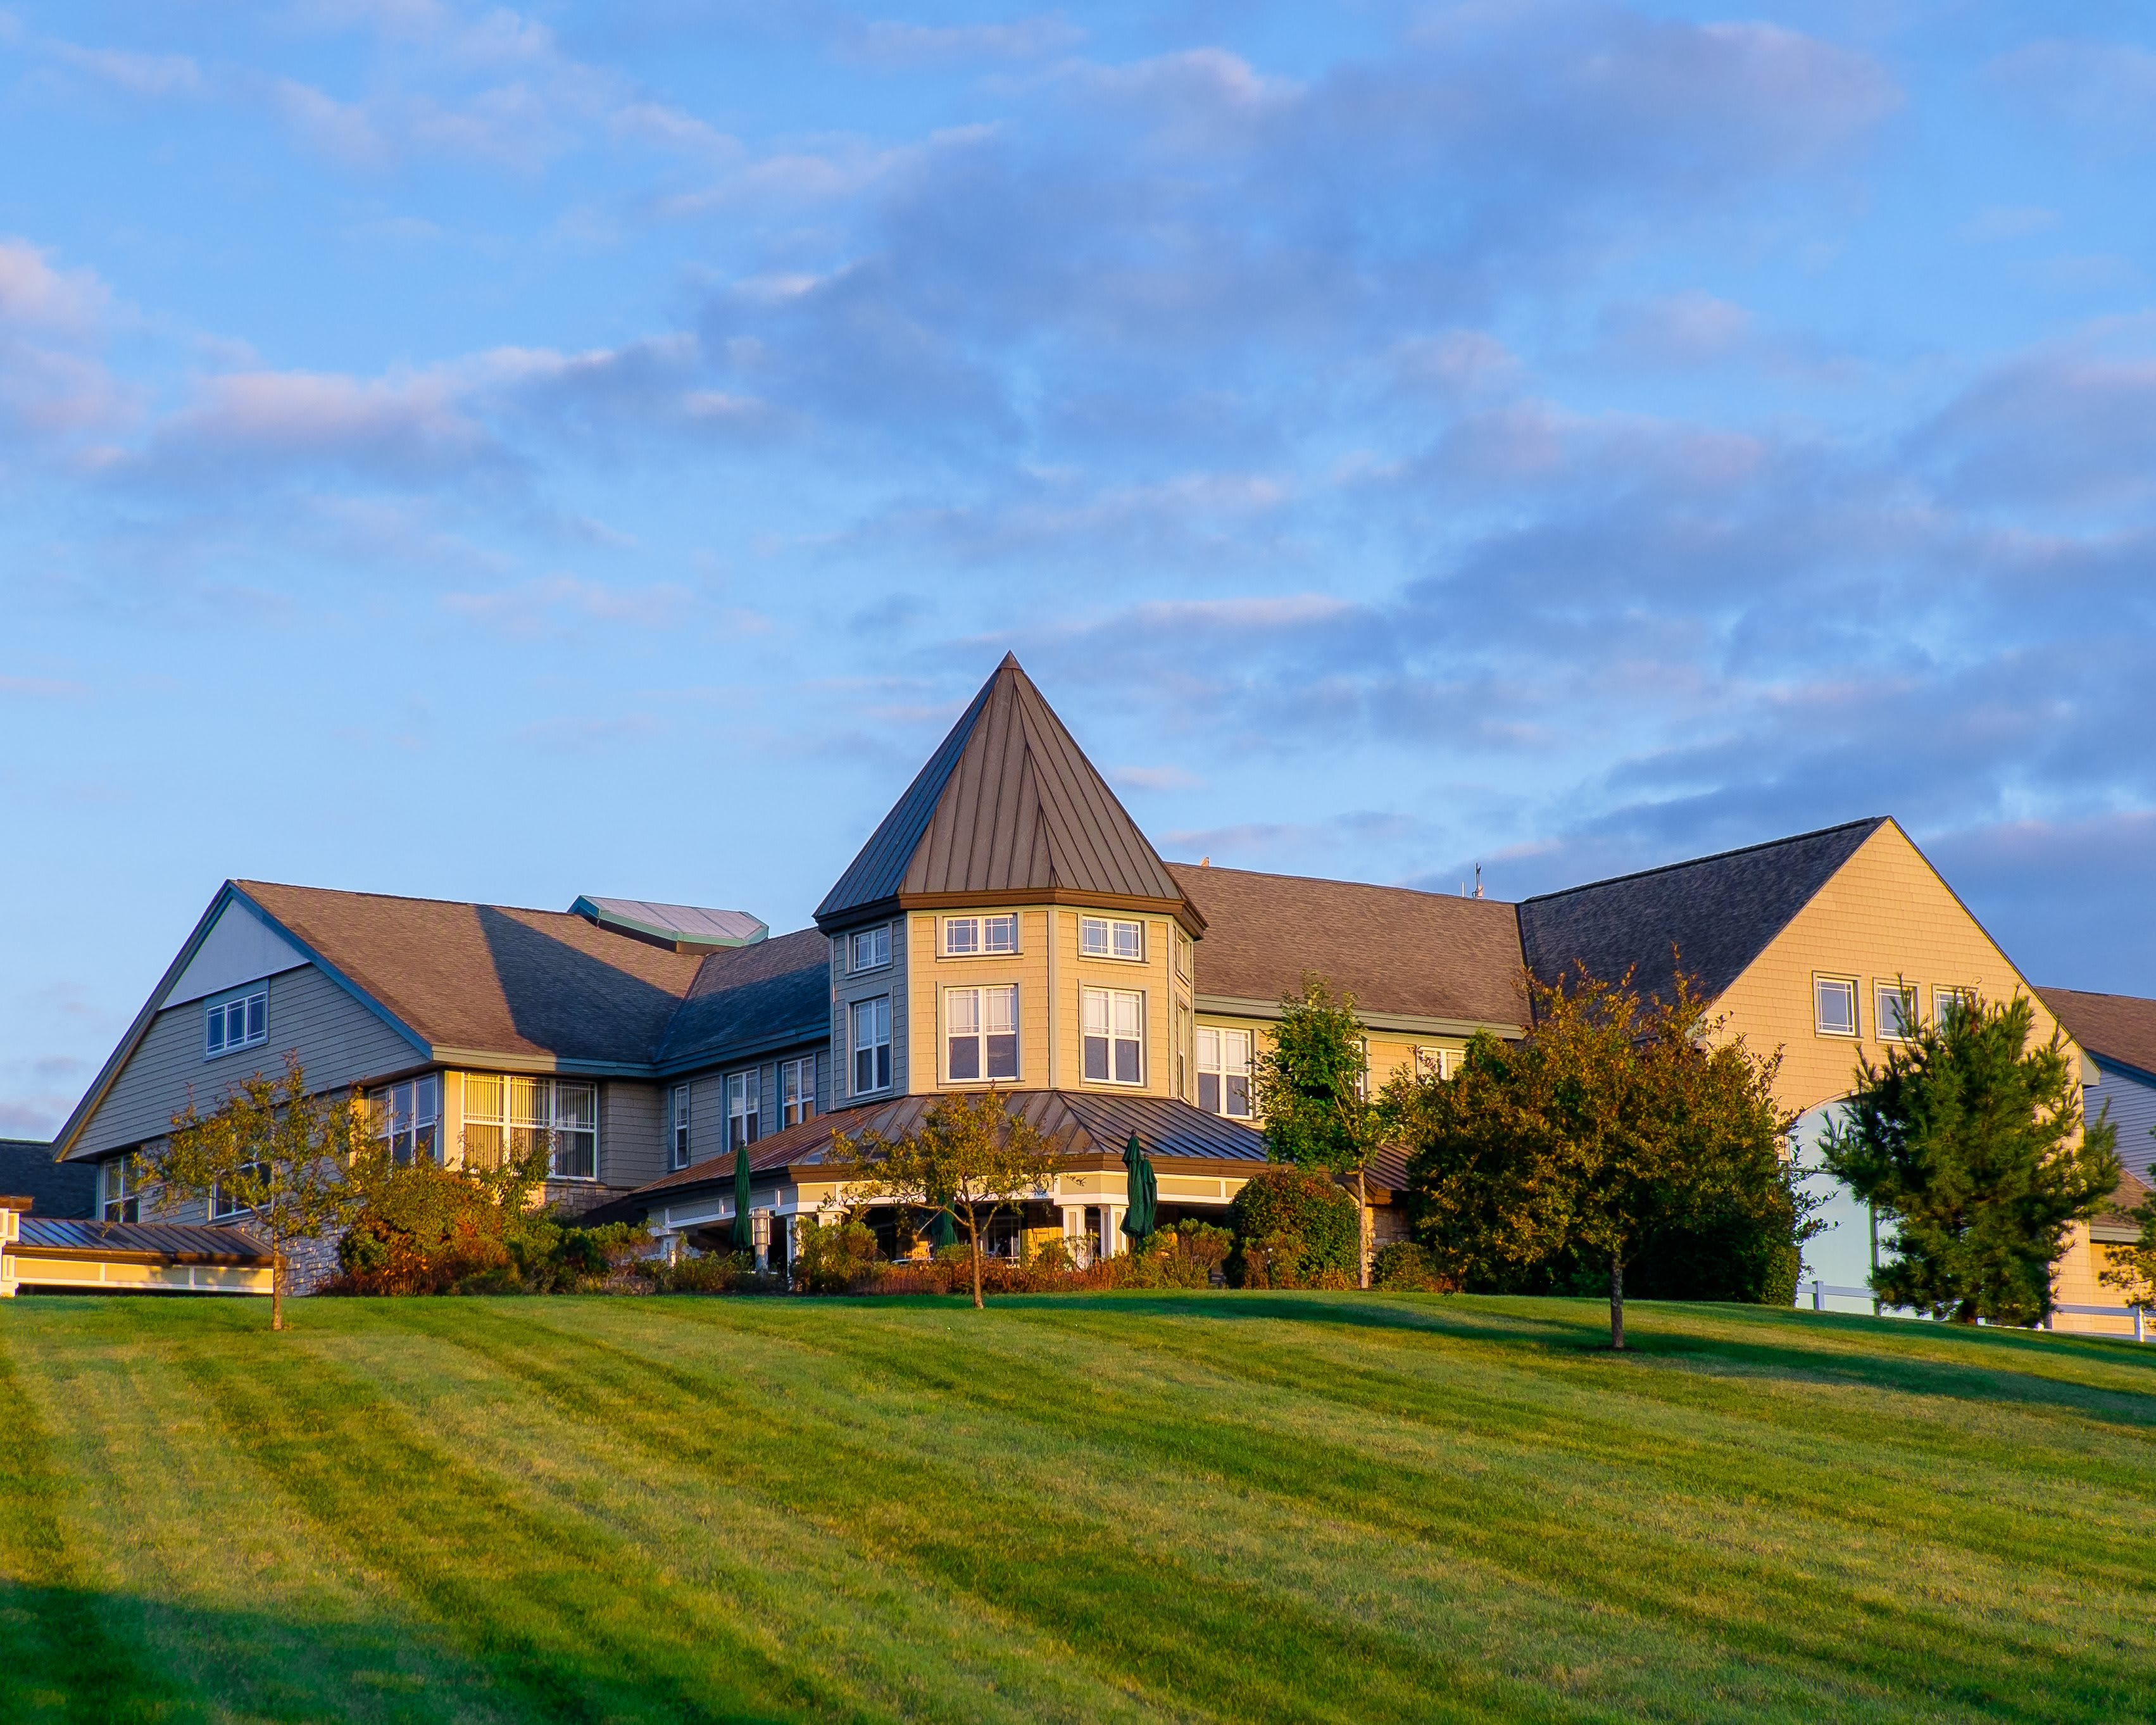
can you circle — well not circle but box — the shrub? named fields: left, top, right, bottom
left=792, top=1215, right=884, bottom=1294
left=648, top=1249, right=784, bottom=1295
left=1370, top=1241, right=1450, bottom=1293
left=1228, top=1167, right=1359, bottom=1288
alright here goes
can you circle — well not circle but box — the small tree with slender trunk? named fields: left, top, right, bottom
left=151, top=1053, right=373, bottom=1330
left=1253, top=976, right=1384, bottom=1288
left=1824, top=993, right=2119, bottom=1326
left=833, top=1090, right=1061, bottom=1308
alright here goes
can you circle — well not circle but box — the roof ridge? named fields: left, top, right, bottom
left=1167, top=859, right=1515, bottom=903
left=237, top=879, right=587, bottom=920
left=1517, top=817, right=1890, bottom=905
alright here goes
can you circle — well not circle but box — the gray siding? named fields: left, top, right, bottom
left=601, top=1081, right=666, bottom=1189
left=71, top=963, right=421, bottom=1159
left=2094, top=1058, right=2156, bottom=1184
left=831, top=921, right=907, bottom=1104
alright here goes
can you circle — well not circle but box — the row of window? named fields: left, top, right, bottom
left=667, top=1057, right=817, bottom=1170
left=1814, top=977, right=1974, bottom=1041
left=846, top=915, right=1153, bottom=972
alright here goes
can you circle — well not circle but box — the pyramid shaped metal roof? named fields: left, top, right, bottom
left=815, top=654, right=1200, bottom=932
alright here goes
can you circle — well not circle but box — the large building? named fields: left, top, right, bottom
left=38, top=655, right=2125, bottom=1319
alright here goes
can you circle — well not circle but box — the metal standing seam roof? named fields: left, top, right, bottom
left=16, top=1217, right=275, bottom=1263
left=1517, top=818, right=1889, bottom=1003
left=815, top=654, right=1199, bottom=930
left=620, top=1088, right=1277, bottom=1207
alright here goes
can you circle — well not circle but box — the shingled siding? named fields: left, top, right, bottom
left=68, top=963, right=421, bottom=1162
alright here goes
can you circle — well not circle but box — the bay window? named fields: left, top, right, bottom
left=944, top=914, right=1018, bottom=955
left=1081, top=917, right=1143, bottom=961
left=1083, top=987, right=1144, bottom=1085
left=463, top=1074, right=598, bottom=1179
left=946, top=984, right=1019, bottom=1082
left=849, top=924, right=892, bottom=972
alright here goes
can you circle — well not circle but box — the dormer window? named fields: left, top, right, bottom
left=849, top=924, right=892, bottom=972
left=204, top=987, right=268, bottom=1059
left=944, top=914, right=1018, bottom=955
left=1081, top=917, right=1143, bottom=962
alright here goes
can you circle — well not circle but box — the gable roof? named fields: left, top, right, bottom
left=0, top=1139, right=96, bottom=1219
left=239, top=881, right=705, bottom=1065
left=1517, top=818, right=1889, bottom=1002
left=1167, top=862, right=1527, bottom=1029
left=659, top=927, right=830, bottom=1069
left=815, top=654, right=1200, bottom=933
left=2038, top=986, right=2156, bottom=1081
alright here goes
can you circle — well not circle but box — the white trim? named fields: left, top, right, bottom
left=1814, top=974, right=1859, bottom=1039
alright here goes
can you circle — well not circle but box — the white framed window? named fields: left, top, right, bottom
left=1175, top=931, right=1193, bottom=981
left=204, top=987, right=268, bottom=1060
left=1080, top=917, right=1144, bottom=962
left=728, top=1070, right=761, bottom=1150
left=780, top=1057, right=817, bottom=1128
left=370, top=1074, right=441, bottom=1166
left=1413, top=1046, right=1459, bottom=1081
left=210, top=1162, right=267, bottom=1220
left=1934, top=986, right=1976, bottom=1026
left=462, top=1076, right=598, bottom=1179
left=1175, top=1003, right=1190, bottom=1099
left=670, top=1083, right=691, bottom=1170
left=1814, top=975, right=1858, bottom=1038
left=943, top=913, right=1018, bottom=956
left=1876, top=982, right=1919, bottom=1043
left=849, top=924, right=892, bottom=972
left=1083, top=987, right=1145, bottom=1085
left=101, top=1157, right=139, bottom=1223
left=946, top=985, right=1019, bottom=1082
left=851, top=996, right=892, bottom=1095
left=1196, top=1026, right=1251, bottom=1117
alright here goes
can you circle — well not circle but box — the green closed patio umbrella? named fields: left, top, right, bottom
left=927, top=1205, right=959, bottom=1251
left=731, top=1141, right=754, bottom=1253
left=1120, top=1132, right=1158, bottom=1244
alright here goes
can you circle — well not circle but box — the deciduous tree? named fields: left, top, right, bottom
left=834, top=1091, right=1060, bottom=1309
left=1253, top=976, right=1385, bottom=1286
left=152, top=1055, right=373, bottom=1331
left=1394, top=965, right=1809, bottom=1348
left=1824, top=994, right=2119, bottom=1326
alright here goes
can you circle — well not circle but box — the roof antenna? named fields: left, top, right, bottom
left=1473, top=863, right=1483, bottom=900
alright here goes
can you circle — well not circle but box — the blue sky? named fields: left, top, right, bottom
left=6, top=1, right=2156, bottom=1136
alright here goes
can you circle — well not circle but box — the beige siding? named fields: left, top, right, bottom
left=601, top=1081, right=666, bottom=1189
left=70, top=963, right=421, bottom=1159
left=1717, top=824, right=2073, bottom=1117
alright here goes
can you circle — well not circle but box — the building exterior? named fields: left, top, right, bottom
left=43, top=653, right=2121, bottom=1317
left=0, top=1138, right=95, bottom=1219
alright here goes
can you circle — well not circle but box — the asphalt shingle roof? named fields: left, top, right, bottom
left=2039, top=986, right=2156, bottom=1081
left=659, top=927, right=830, bottom=1067
left=1517, top=819, right=1888, bottom=1003
left=1169, top=862, right=1527, bottom=1026
left=0, top=1140, right=96, bottom=1219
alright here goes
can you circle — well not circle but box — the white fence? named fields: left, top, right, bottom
left=1800, top=1279, right=2150, bottom=1341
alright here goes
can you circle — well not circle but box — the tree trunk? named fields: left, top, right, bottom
left=272, top=1241, right=286, bottom=1333
left=1608, top=1257, right=1624, bottom=1352
left=966, top=1206, right=984, bottom=1310
left=1357, top=1167, right=1370, bottom=1290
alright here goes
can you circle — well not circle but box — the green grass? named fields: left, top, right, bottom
left=5, top=1295, right=2156, bottom=1724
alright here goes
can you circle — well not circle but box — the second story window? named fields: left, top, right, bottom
left=1876, top=982, right=1918, bottom=1042
left=1814, top=976, right=1858, bottom=1038
left=947, top=985, right=1018, bottom=1082
left=1934, top=985, right=1975, bottom=1026
left=1083, top=987, right=1144, bottom=1085
left=944, top=914, right=1018, bottom=955
left=204, top=987, right=268, bottom=1060
left=210, top=1162, right=268, bottom=1220
left=371, top=1074, right=441, bottom=1165
left=1081, top=917, right=1144, bottom=962
left=670, top=1084, right=691, bottom=1170
left=850, top=924, right=892, bottom=972
left=851, top=996, right=892, bottom=1095
left=1413, top=1046, right=1458, bottom=1081
left=102, top=1157, right=139, bottom=1223
left=728, top=1070, right=761, bottom=1150
left=781, top=1057, right=817, bottom=1127
left=1196, top=1026, right=1251, bottom=1117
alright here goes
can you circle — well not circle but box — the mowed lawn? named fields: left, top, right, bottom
left=6, top=1294, right=2156, bottom=1724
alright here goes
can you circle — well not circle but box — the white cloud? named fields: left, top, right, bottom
left=48, top=42, right=206, bottom=97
